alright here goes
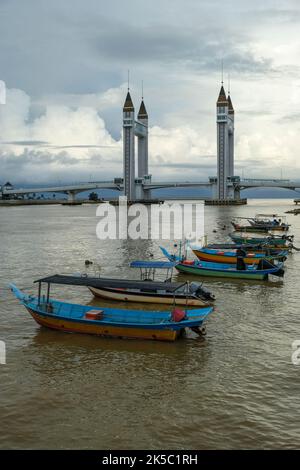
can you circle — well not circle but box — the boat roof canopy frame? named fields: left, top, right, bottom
left=34, top=274, right=187, bottom=293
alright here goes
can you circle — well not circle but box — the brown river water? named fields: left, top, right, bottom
left=0, top=199, right=300, bottom=449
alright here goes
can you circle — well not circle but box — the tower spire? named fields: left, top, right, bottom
left=137, top=81, right=148, bottom=179
left=227, top=76, right=234, bottom=115
left=138, top=80, right=148, bottom=119
left=138, top=96, right=148, bottom=119
left=123, top=87, right=135, bottom=200
left=217, top=84, right=227, bottom=105
left=227, top=94, right=234, bottom=114
left=123, top=91, right=134, bottom=111
left=221, top=59, right=224, bottom=85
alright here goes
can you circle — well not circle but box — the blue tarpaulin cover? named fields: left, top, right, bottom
left=130, top=261, right=177, bottom=269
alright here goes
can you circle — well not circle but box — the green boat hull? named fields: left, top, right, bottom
left=231, top=236, right=288, bottom=247
left=175, top=264, right=267, bottom=280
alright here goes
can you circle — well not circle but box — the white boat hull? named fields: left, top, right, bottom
left=88, top=286, right=209, bottom=307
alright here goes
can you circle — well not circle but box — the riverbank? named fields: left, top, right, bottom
left=0, top=199, right=102, bottom=206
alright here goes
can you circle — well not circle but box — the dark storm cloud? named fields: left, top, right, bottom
left=0, top=0, right=277, bottom=97
left=239, top=110, right=274, bottom=117
left=93, top=23, right=273, bottom=75
left=50, top=145, right=119, bottom=149
left=281, top=113, right=300, bottom=122
left=0, top=140, right=49, bottom=146
left=0, top=0, right=300, bottom=183
left=153, top=159, right=216, bottom=169
left=0, top=148, right=120, bottom=171
left=0, top=149, right=81, bottom=168
left=250, top=8, right=300, bottom=23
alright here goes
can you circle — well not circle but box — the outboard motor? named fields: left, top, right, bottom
left=258, top=259, right=285, bottom=277
left=196, top=286, right=215, bottom=301
left=273, top=267, right=285, bottom=278
left=190, top=282, right=215, bottom=301
left=190, top=326, right=206, bottom=337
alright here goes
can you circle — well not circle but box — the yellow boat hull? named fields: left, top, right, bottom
left=28, top=308, right=179, bottom=342
left=193, top=249, right=261, bottom=265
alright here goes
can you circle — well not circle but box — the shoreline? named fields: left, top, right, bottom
left=0, top=199, right=102, bottom=206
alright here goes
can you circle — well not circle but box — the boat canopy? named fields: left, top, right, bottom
left=205, top=243, right=273, bottom=250
left=255, top=214, right=282, bottom=217
left=234, top=214, right=286, bottom=221
left=34, top=274, right=186, bottom=293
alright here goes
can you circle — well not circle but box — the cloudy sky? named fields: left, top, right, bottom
left=0, top=0, right=300, bottom=185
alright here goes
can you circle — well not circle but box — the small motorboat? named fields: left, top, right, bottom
left=231, top=214, right=290, bottom=232
left=9, top=284, right=213, bottom=342
left=231, top=222, right=269, bottom=233
left=205, top=242, right=286, bottom=256
left=230, top=232, right=294, bottom=247
left=34, top=273, right=215, bottom=306
left=250, top=214, right=290, bottom=231
left=192, top=246, right=288, bottom=264
left=159, top=247, right=285, bottom=281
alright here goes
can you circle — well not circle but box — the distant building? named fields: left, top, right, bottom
left=0, top=182, right=14, bottom=199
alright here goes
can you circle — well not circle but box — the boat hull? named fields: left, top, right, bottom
left=88, top=286, right=208, bottom=306
left=27, top=307, right=179, bottom=341
left=175, top=264, right=267, bottom=280
left=230, top=235, right=289, bottom=247
left=10, top=284, right=212, bottom=342
left=192, top=249, right=285, bottom=265
left=232, top=223, right=288, bottom=232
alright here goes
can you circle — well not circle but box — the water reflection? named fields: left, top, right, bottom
left=1, top=200, right=300, bottom=449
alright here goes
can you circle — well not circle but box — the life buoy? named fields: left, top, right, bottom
left=182, top=260, right=194, bottom=265
left=172, top=308, right=186, bottom=322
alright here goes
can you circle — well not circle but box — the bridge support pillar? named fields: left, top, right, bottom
left=227, top=185, right=235, bottom=200
left=234, top=187, right=241, bottom=200
left=211, top=181, right=218, bottom=199
left=67, top=191, right=76, bottom=203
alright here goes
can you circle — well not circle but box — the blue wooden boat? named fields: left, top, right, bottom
left=9, top=284, right=213, bottom=342
left=159, top=247, right=285, bottom=280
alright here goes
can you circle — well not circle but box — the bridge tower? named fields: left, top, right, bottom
left=123, top=91, right=136, bottom=200
left=216, top=85, right=229, bottom=199
left=227, top=92, right=234, bottom=177
left=137, top=99, right=148, bottom=178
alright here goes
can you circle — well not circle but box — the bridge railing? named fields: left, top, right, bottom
left=240, top=178, right=290, bottom=183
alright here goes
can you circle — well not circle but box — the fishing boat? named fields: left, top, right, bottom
left=9, top=283, right=213, bottom=342
left=34, top=273, right=215, bottom=306
left=230, top=232, right=294, bottom=247
left=205, top=242, right=286, bottom=256
left=231, top=214, right=290, bottom=232
left=250, top=214, right=290, bottom=231
left=231, top=221, right=269, bottom=233
left=192, top=246, right=288, bottom=265
left=159, top=247, right=285, bottom=280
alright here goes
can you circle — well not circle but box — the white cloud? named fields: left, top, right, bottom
left=1, top=71, right=300, bottom=184
left=0, top=87, right=123, bottom=183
